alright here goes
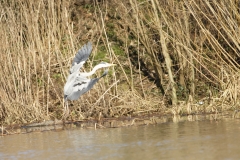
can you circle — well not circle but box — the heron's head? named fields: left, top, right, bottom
left=98, top=62, right=116, bottom=68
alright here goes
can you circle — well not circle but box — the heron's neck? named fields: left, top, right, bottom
left=80, top=64, right=102, bottom=77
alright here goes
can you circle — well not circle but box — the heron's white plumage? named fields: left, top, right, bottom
left=69, top=61, right=85, bottom=74
left=64, top=42, right=115, bottom=101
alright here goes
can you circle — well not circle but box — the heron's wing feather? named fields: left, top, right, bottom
left=72, top=76, right=90, bottom=92
left=64, top=74, right=87, bottom=96
left=67, top=78, right=99, bottom=101
left=64, top=69, right=109, bottom=101
left=72, top=42, right=92, bottom=66
left=66, top=71, right=108, bottom=101
left=69, top=62, right=84, bottom=74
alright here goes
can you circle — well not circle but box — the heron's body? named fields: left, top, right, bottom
left=64, top=73, right=89, bottom=100
left=63, top=42, right=115, bottom=102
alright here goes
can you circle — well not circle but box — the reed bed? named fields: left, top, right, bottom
left=0, top=0, right=239, bottom=125
left=113, top=0, right=240, bottom=108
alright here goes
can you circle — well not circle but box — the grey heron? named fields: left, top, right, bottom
left=63, top=42, right=115, bottom=116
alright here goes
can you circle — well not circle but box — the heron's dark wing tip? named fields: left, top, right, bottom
left=72, top=42, right=93, bottom=66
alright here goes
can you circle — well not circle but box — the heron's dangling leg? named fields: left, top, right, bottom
left=63, top=100, right=70, bottom=120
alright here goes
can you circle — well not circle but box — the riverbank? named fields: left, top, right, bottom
left=2, top=109, right=240, bottom=136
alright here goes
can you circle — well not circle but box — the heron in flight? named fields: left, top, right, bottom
left=63, top=42, right=115, bottom=116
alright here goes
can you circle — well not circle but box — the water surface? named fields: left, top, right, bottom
left=1, top=114, right=240, bottom=160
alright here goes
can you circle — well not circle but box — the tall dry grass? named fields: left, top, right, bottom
left=112, top=0, right=240, bottom=106
left=0, top=0, right=120, bottom=124
left=0, top=0, right=73, bottom=124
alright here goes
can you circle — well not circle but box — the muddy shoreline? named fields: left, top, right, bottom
left=1, top=111, right=237, bottom=136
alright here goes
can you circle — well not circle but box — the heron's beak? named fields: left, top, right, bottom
left=110, top=64, right=116, bottom=66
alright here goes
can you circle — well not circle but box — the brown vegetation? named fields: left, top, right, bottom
left=0, top=0, right=239, bottom=125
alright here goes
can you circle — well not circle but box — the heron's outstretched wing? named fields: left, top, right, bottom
left=72, top=42, right=92, bottom=66
left=69, top=42, right=92, bottom=74
left=65, top=70, right=108, bottom=101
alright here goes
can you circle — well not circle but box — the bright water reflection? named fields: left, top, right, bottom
left=1, top=115, right=240, bottom=160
